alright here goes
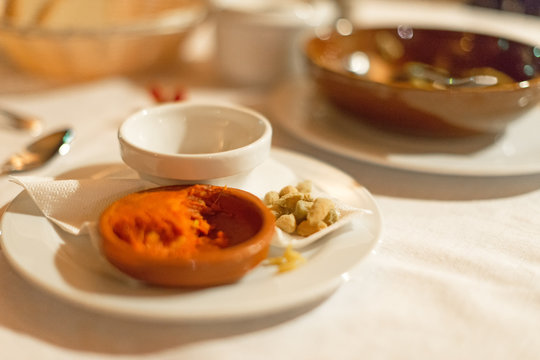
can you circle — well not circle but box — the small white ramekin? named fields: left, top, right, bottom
left=118, top=101, right=272, bottom=185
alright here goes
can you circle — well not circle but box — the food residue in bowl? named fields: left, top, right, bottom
left=101, top=184, right=233, bottom=257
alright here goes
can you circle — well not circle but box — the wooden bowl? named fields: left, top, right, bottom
left=99, top=184, right=275, bottom=287
left=304, top=27, right=540, bottom=137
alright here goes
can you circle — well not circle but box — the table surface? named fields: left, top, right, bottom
left=1, top=1, right=540, bottom=359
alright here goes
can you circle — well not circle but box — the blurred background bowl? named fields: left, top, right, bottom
left=304, top=26, right=540, bottom=137
left=0, top=0, right=209, bottom=80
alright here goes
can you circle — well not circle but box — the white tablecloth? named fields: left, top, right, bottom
left=1, top=2, right=539, bottom=359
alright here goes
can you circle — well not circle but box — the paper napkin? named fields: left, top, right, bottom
left=10, top=176, right=154, bottom=235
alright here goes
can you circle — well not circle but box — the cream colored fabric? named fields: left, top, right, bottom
left=1, top=2, right=539, bottom=360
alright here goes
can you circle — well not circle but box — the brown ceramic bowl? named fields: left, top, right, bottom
left=99, top=184, right=275, bottom=288
left=304, top=27, right=540, bottom=137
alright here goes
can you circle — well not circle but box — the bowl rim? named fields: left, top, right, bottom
left=303, top=26, right=540, bottom=93
left=118, top=100, right=273, bottom=159
left=0, top=2, right=208, bottom=37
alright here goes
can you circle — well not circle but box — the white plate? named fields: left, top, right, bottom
left=0, top=148, right=381, bottom=322
left=269, top=79, right=540, bottom=177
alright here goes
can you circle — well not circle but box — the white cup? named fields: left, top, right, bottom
left=214, top=0, right=337, bottom=87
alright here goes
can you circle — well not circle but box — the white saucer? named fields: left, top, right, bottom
left=0, top=148, right=382, bottom=322
left=268, top=79, right=540, bottom=177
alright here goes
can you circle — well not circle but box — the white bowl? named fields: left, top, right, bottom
left=118, top=102, right=273, bottom=185
left=214, top=0, right=338, bottom=86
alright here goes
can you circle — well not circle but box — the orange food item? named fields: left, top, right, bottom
left=99, top=184, right=275, bottom=287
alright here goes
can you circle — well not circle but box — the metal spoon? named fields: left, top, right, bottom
left=1, top=128, right=74, bottom=175
left=405, top=63, right=499, bottom=88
